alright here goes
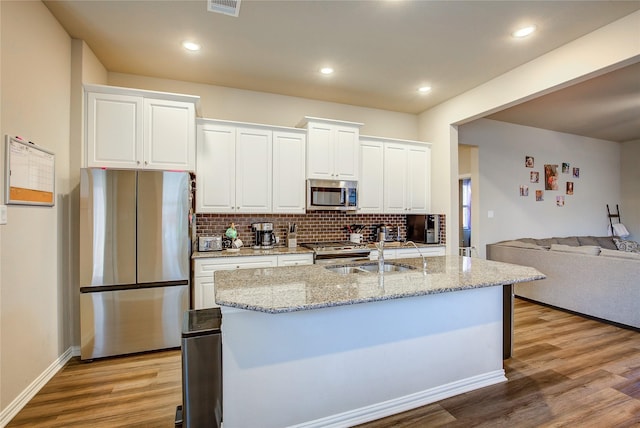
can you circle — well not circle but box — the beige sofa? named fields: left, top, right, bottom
left=486, top=236, right=640, bottom=329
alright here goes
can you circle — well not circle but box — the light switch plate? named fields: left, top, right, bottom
left=487, top=210, right=494, bottom=218
left=0, top=205, right=7, bottom=225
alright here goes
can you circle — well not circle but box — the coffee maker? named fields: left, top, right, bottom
left=251, top=222, right=275, bottom=249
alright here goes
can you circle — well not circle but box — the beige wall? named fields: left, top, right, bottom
left=419, top=10, right=640, bottom=253
left=108, top=73, right=419, bottom=141
left=0, top=0, right=72, bottom=417
left=66, top=40, right=107, bottom=349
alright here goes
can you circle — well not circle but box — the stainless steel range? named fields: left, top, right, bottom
left=301, top=241, right=371, bottom=264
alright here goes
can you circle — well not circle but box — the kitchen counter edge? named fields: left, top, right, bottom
left=192, top=246, right=314, bottom=259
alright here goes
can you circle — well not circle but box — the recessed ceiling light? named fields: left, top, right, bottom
left=182, top=41, right=201, bottom=51
left=418, top=86, right=432, bottom=94
left=320, top=67, right=334, bottom=75
left=512, top=25, right=536, bottom=38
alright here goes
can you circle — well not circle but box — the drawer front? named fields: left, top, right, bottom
left=277, top=254, right=314, bottom=267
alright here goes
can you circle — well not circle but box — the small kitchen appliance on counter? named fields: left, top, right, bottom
left=406, top=214, right=440, bottom=244
left=198, top=236, right=222, bottom=252
left=251, top=222, right=275, bottom=249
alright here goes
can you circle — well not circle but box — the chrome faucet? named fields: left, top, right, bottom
left=374, top=239, right=385, bottom=274
left=403, top=241, right=428, bottom=274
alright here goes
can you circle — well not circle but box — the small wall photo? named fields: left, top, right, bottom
left=530, top=171, right=539, bottom=183
left=525, top=156, right=534, bottom=168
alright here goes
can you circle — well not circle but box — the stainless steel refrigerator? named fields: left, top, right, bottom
left=80, top=168, right=190, bottom=360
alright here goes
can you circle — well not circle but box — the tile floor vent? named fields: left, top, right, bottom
left=208, top=0, right=241, bottom=17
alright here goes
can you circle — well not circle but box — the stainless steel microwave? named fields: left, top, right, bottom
left=307, top=179, right=358, bottom=211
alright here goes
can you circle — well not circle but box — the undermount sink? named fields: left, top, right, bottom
left=325, top=262, right=415, bottom=275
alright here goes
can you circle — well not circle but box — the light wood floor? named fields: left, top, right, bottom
left=7, top=298, right=640, bottom=427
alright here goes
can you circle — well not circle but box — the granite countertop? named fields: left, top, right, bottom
left=193, top=242, right=443, bottom=259
left=215, top=256, right=545, bottom=313
left=192, top=246, right=314, bottom=259
left=366, top=242, right=445, bottom=249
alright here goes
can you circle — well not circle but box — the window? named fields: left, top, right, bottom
left=461, top=178, right=471, bottom=230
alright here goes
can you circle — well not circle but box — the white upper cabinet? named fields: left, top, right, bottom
left=144, top=98, right=196, bottom=170
left=406, top=144, right=431, bottom=212
left=358, top=138, right=384, bottom=213
left=235, top=127, right=273, bottom=213
left=376, top=138, right=431, bottom=214
left=85, top=84, right=198, bottom=171
left=300, top=117, right=362, bottom=180
left=383, top=142, right=408, bottom=213
left=196, top=119, right=305, bottom=214
left=86, top=92, right=142, bottom=169
left=272, top=130, right=306, bottom=213
left=197, top=122, right=237, bottom=213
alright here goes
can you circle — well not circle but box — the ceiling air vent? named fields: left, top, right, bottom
left=208, top=0, right=241, bottom=17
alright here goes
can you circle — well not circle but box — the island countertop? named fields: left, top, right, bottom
left=215, top=255, right=545, bottom=313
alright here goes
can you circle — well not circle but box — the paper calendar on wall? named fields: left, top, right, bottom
left=5, top=135, right=55, bottom=206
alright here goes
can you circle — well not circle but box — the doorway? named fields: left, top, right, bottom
left=459, top=177, right=471, bottom=249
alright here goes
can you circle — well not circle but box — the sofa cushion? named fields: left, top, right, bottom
left=535, top=238, right=559, bottom=247
left=577, top=236, right=600, bottom=246
left=613, top=238, right=640, bottom=253
left=554, top=236, right=581, bottom=246
left=550, top=244, right=601, bottom=256
left=594, top=236, right=618, bottom=250
left=517, top=238, right=538, bottom=245
left=600, top=248, right=640, bottom=260
left=499, top=240, right=547, bottom=250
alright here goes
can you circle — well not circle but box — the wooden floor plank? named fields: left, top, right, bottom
left=7, top=299, right=640, bottom=427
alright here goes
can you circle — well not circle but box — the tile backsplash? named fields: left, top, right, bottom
left=196, top=212, right=446, bottom=247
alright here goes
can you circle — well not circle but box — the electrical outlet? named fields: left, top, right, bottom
left=0, top=205, right=7, bottom=225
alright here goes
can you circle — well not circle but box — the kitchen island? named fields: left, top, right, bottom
left=215, top=256, right=544, bottom=428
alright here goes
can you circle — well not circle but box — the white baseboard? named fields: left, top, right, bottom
left=0, top=346, right=76, bottom=428
left=291, top=370, right=507, bottom=428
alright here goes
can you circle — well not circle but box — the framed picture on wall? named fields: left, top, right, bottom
left=530, top=171, right=539, bottom=183
left=520, top=185, right=529, bottom=196
left=544, top=164, right=559, bottom=190
left=566, top=182, right=574, bottom=195
left=562, top=162, right=570, bottom=173
left=573, top=167, right=580, bottom=178
left=536, top=190, right=544, bottom=201
left=525, top=156, right=534, bottom=168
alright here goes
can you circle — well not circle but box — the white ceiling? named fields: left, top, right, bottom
left=44, top=0, right=640, bottom=142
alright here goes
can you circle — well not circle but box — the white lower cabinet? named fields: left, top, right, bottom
left=193, top=256, right=277, bottom=309
left=193, top=253, right=313, bottom=309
